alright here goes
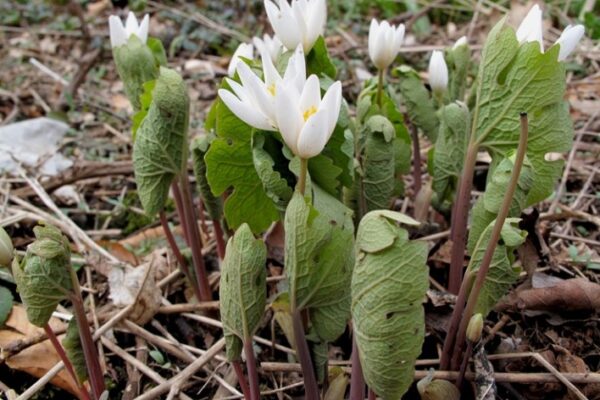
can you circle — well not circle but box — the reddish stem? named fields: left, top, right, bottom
left=232, top=361, right=251, bottom=400
left=44, top=324, right=91, bottom=400
left=244, top=339, right=261, bottom=400
left=409, top=120, right=422, bottom=196
left=368, top=388, right=377, bottom=400
left=213, top=218, right=227, bottom=260
left=292, top=309, right=320, bottom=399
left=349, top=336, right=366, bottom=400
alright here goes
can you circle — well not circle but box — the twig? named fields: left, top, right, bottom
left=133, top=337, right=226, bottom=400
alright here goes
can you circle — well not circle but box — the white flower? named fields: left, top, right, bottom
left=264, top=0, right=327, bottom=53
left=253, top=34, right=284, bottom=63
left=368, top=19, right=405, bottom=70
left=453, top=36, right=468, bottom=49
left=218, top=45, right=306, bottom=131
left=554, top=24, right=584, bottom=61
left=275, top=75, right=342, bottom=158
left=428, top=50, right=448, bottom=93
left=108, top=12, right=149, bottom=48
left=516, top=4, right=543, bottom=51
left=228, top=43, right=254, bottom=77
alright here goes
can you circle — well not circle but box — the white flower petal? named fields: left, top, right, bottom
left=108, top=15, right=127, bottom=48
left=516, top=4, right=543, bottom=51
left=368, top=19, right=379, bottom=62
left=297, top=109, right=329, bottom=158
left=275, top=83, right=303, bottom=154
left=228, top=43, right=254, bottom=77
left=218, top=89, right=273, bottom=131
left=125, top=12, right=138, bottom=36
left=555, top=24, right=584, bottom=61
left=299, top=75, right=321, bottom=115
left=453, top=35, right=467, bottom=49
left=320, top=80, right=342, bottom=135
left=138, top=14, right=149, bottom=44
left=236, top=62, right=274, bottom=120
left=284, top=45, right=306, bottom=93
left=225, top=78, right=254, bottom=105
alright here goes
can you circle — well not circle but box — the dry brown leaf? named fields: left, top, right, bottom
left=498, top=278, right=600, bottom=312
left=0, top=305, right=79, bottom=395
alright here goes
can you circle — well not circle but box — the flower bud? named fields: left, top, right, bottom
left=228, top=42, right=254, bottom=77
left=368, top=19, right=405, bottom=71
left=453, top=36, right=467, bottom=49
left=0, top=226, right=13, bottom=266
left=428, top=51, right=448, bottom=94
left=417, top=371, right=460, bottom=400
left=516, top=4, right=543, bottom=51
left=466, top=313, right=484, bottom=343
left=555, top=24, right=585, bottom=61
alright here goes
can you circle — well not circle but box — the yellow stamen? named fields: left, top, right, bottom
left=268, top=84, right=276, bottom=96
left=303, top=106, right=317, bottom=121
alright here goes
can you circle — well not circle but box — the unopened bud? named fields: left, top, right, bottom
left=417, top=370, right=460, bottom=400
left=466, top=313, right=484, bottom=343
left=0, top=226, right=13, bottom=266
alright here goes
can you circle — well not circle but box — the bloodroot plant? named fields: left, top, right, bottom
left=101, top=1, right=584, bottom=399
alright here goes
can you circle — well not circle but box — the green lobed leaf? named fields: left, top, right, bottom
left=112, top=35, right=159, bottom=112
left=396, top=65, right=439, bottom=141
left=62, top=318, right=87, bottom=383
left=12, top=225, right=73, bottom=327
left=132, top=80, right=156, bottom=139
left=219, top=223, right=267, bottom=361
left=191, top=134, right=223, bottom=221
left=205, top=99, right=280, bottom=233
left=132, top=67, right=189, bottom=216
left=252, top=133, right=295, bottom=211
left=352, top=210, right=428, bottom=400
left=0, top=286, right=13, bottom=326
left=432, top=102, right=470, bottom=205
left=146, top=37, right=167, bottom=67
left=472, top=19, right=572, bottom=205
left=284, top=192, right=355, bottom=343
left=306, top=36, right=337, bottom=79
left=466, top=218, right=526, bottom=317
left=361, top=115, right=396, bottom=212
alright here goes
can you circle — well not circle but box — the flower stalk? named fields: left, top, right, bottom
left=244, top=339, right=261, bottom=400
left=292, top=309, right=320, bottom=400
left=298, top=158, right=308, bottom=195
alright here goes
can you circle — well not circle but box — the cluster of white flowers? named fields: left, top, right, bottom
left=108, top=2, right=585, bottom=158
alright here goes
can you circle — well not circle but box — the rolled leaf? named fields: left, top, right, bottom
left=62, top=318, right=87, bottom=383
left=396, top=65, right=439, bottom=141
left=447, top=41, right=470, bottom=101
left=191, top=134, right=223, bottom=221
left=361, top=115, right=396, bottom=212
left=12, top=224, right=73, bottom=327
left=112, top=35, right=159, bottom=111
left=284, top=192, right=354, bottom=343
left=352, top=210, right=428, bottom=399
left=432, top=102, right=470, bottom=205
left=466, top=218, right=526, bottom=317
left=252, top=132, right=293, bottom=211
left=219, top=223, right=267, bottom=361
left=133, top=67, right=189, bottom=216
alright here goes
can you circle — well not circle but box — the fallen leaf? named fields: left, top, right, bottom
left=0, top=305, right=78, bottom=395
left=497, top=277, right=600, bottom=312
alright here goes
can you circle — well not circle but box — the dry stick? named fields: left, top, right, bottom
left=244, top=340, right=261, bottom=400
left=232, top=361, right=251, bottom=400
left=179, top=173, right=211, bottom=301
left=349, top=337, right=366, bottom=400
left=450, top=113, right=529, bottom=372
left=133, top=337, right=226, bottom=400
left=43, top=324, right=91, bottom=400
left=159, top=211, right=202, bottom=301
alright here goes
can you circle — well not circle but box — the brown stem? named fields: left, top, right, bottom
left=213, top=218, right=227, bottom=261
left=244, top=339, right=261, bottom=400
left=456, top=340, right=474, bottom=389
left=349, top=336, right=365, bottom=400
left=292, top=309, right=320, bottom=399
left=44, top=324, right=91, bottom=400
left=447, top=141, right=479, bottom=294
left=450, top=113, right=529, bottom=370
left=232, top=361, right=251, bottom=400
left=409, top=119, right=422, bottom=196
left=171, top=182, right=190, bottom=245
left=179, top=173, right=211, bottom=301
left=368, top=388, right=377, bottom=400
left=68, top=270, right=105, bottom=400
left=159, top=211, right=201, bottom=301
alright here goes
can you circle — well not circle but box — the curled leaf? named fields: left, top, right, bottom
left=12, top=224, right=73, bottom=327
left=62, top=318, right=87, bottom=383
left=133, top=67, right=189, bottom=215
left=191, top=134, right=223, bottom=221
left=396, top=65, right=439, bottom=141
left=220, top=223, right=267, bottom=361
left=352, top=210, right=428, bottom=399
